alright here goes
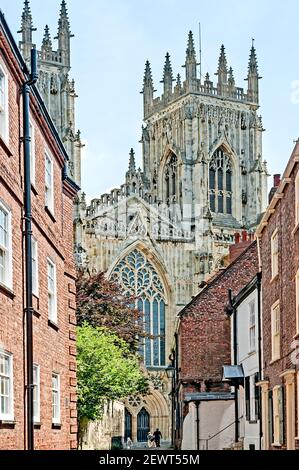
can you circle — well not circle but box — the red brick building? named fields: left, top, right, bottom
left=257, top=143, right=299, bottom=450
left=0, top=11, right=78, bottom=449
left=175, top=237, right=258, bottom=449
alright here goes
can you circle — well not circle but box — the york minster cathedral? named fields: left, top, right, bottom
left=19, top=0, right=268, bottom=443
left=74, top=32, right=268, bottom=441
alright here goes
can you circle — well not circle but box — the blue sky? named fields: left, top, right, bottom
left=1, top=0, right=299, bottom=198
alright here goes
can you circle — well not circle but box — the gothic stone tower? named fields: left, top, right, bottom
left=18, top=0, right=82, bottom=186
left=76, top=33, right=268, bottom=443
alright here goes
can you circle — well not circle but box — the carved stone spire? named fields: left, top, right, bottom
left=184, top=31, right=197, bottom=90
left=248, top=42, right=258, bottom=76
left=216, top=45, right=228, bottom=95
left=128, top=148, right=136, bottom=174
left=41, top=25, right=52, bottom=52
left=141, top=60, right=155, bottom=119
left=161, top=52, right=174, bottom=101
left=216, top=45, right=228, bottom=82
left=58, top=0, right=71, bottom=34
left=228, top=67, right=235, bottom=96
left=246, top=41, right=260, bottom=104
left=18, top=0, right=36, bottom=62
left=56, top=1, right=74, bottom=68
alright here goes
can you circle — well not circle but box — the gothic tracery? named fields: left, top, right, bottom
left=111, top=250, right=166, bottom=367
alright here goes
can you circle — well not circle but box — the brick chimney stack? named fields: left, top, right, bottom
left=229, top=231, right=255, bottom=263
left=269, top=174, right=281, bottom=203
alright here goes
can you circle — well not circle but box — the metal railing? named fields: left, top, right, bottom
left=204, top=416, right=243, bottom=450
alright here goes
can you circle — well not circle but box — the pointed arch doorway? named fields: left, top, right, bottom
left=137, top=408, right=150, bottom=442
left=125, top=409, right=132, bottom=440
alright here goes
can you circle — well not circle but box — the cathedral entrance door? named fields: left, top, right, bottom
left=125, top=409, right=132, bottom=440
left=137, top=408, right=150, bottom=442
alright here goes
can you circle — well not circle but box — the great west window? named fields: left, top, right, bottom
left=112, top=249, right=166, bottom=367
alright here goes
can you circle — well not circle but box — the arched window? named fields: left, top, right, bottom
left=164, top=153, right=178, bottom=202
left=209, top=148, right=232, bottom=215
left=111, top=249, right=166, bottom=367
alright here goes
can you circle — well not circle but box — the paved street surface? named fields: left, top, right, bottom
left=128, top=441, right=171, bottom=451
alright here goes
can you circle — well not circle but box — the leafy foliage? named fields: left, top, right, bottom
left=77, top=323, right=148, bottom=422
left=76, top=271, right=146, bottom=350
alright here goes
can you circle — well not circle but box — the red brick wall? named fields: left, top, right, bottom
left=260, top=152, right=299, bottom=448
left=178, top=242, right=259, bottom=396
left=0, top=29, right=77, bottom=449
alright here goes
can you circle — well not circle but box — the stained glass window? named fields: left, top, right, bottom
left=111, top=249, right=166, bottom=367
left=209, top=148, right=233, bottom=215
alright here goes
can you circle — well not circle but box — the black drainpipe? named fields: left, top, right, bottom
left=228, top=288, right=239, bottom=443
left=257, top=271, right=262, bottom=450
left=23, top=48, right=38, bottom=451
left=195, top=401, right=200, bottom=450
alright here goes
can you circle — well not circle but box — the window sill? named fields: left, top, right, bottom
left=33, top=309, right=41, bottom=319
left=272, top=442, right=282, bottom=448
left=292, top=222, right=299, bottom=236
left=247, top=350, right=256, bottom=357
left=34, top=422, right=41, bottom=429
left=0, top=419, right=16, bottom=429
left=31, top=183, right=38, bottom=196
left=45, top=206, right=56, bottom=223
left=0, top=135, right=13, bottom=157
left=270, top=274, right=279, bottom=284
left=269, top=358, right=281, bottom=365
left=0, top=282, right=15, bottom=299
left=48, top=319, right=59, bottom=331
left=52, top=423, right=62, bottom=429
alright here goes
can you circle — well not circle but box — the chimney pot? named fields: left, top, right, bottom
left=242, top=230, right=247, bottom=242
left=274, top=174, right=281, bottom=188
left=235, top=233, right=240, bottom=244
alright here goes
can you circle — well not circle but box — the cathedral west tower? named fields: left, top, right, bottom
left=75, top=32, right=268, bottom=443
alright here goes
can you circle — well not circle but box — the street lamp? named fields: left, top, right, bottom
left=166, top=364, right=175, bottom=447
left=166, top=365, right=175, bottom=379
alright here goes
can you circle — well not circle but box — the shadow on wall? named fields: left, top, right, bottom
left=181, top=400, right=235, bottom=450
left=80, top=401, right=125, bottom=450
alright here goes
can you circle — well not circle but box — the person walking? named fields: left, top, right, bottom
left=126, top=437, right=133, bottom=449
left=153, top=428, right=162, bottom=447
left=147, top=432, right=155, bottom=448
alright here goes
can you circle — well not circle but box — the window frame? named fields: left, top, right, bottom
left=272, top=385, right=284, bottom=446
left=0, top=62, right=9, bottom=143
left=209, top=148, right=233, bottom=215
left=52, top=372, right=60, bottom=425
left=33, top=364, right=40, bottom=423
left=271, top=229, right=279, bottom=280
left=0, top=350, right=14, bottom=422
left=45, top=151, right=54, bottom=213
left=249, top=300, right=256, bottom=353
left=32, top=237, right=39, bottom=297
left=0, top=200, right=12, bottom=289
left=249, top=375, right=256, bottom=422
left=271, top=301, right=280, bottom=362
left=47, top=258, right=57, bottom=324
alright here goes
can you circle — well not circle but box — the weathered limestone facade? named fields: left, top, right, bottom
left=18, top=0, right=82, bottom=186
left=75, top=32, right=268, bottom=443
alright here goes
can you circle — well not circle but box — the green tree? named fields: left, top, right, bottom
left=77, top=323, right=148, bottom=423
left=76, top=271, right=145, bottom=350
